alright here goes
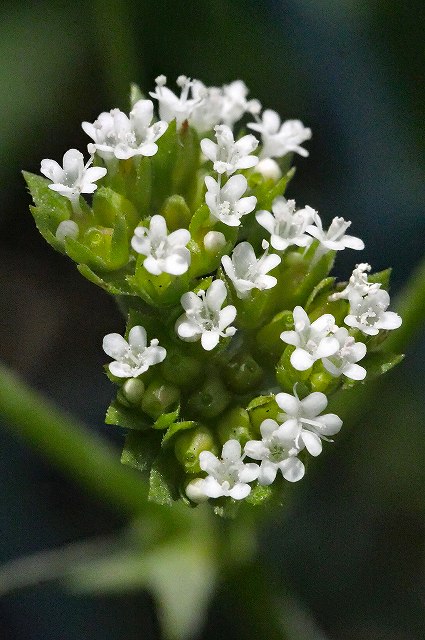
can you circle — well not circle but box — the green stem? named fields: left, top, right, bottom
left=0, top=363, right=165, bottom=521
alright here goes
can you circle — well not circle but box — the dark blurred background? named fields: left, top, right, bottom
left=0, top=1, right=424, bottom=638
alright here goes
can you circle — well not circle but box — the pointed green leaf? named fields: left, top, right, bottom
left=153, top=406, right=180, bottom=430
left=162, top=421, right=197, bottom=447
left=106, top=400, right=150, bottom=431
left=121, top=430, right=160, bottom=473
left=149, top=450, right=182, bottom=506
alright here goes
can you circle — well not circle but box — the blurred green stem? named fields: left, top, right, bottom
left=0, top=363, right=167, bottom=523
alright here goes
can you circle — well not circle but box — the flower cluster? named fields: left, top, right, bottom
left=25, top=75, right=402, bottom=514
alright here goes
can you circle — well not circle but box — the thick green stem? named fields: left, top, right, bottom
left=0, top=363, right=165, bottom=521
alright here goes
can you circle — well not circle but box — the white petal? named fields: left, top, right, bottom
left=239, top=463, right=260, bottom=483
left=109, top=361, right=135, bottom=378
left=221, top=174, right=247, bottom=201
left=301, top=431, right=322, bottom=456
left=343, top=363, right=366, bottom=380
left=201, top=331, right=220, bottom=351
left=280, top=330, right=300, bottom=347
left=103, top=333, right=129, bottom=359
left=128, top=326, right=147, bottom=350
left=218, top=305, right=237, bottom=331
left=343, top=235, right=365, bottom=250
left=167, top=228, right=191, bottom=247
left=228, top=483, right=251, bottom=500
left=176, top=317, right=201, bottom=340
left=275, top=393, right=299, bottom=416
left=376, top=311, right=402, bottom=330
left=143, top=255, right=163, bottom=275
left=206, top=279, right=227, bottom=311
left=255, top=210, right=276, bottom=235
left=244, top=440, right=266, bottom=460
left=290, top=347, right=315, bottom=371
left=300, top=392, right=328, bottom=418
left=199, top=451, right=220, bottom=474
left=314, top=413, right=343, bottom=436
left=200, top=138, right=217, bottom=162
left=202, top=476, right=224, bottom=498
left=222, top=439, right=242, bottom=461
left=258, top=460, right=278, bottom=486
left=279, top=457, right=305, bottom=482
left=236, top=196, right=256, bottom=215
left=315, top=336, right=340, bottom=358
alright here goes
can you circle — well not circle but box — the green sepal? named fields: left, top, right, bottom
left=278, top=249, right=336, bottom=309
left=105, top=400, right=150, bottom=431
left=149, top=450, right=182, bottom=506
left=245, top=483, right=274, bottom=506
left=356, top=350, right=404, bottom=386
left=162, top=421, right=197, bottom=447
left=255, top=310, right=293, bottom=362
left=369, top=268, right=392, bottom=290
left=305, top=277, right=335, bottom=311
left=161, top=194, right=191, bottom=231
left=130, top=82, right=145, bottom=107
left=172, top=124, right=200, bottom=208
left=92, top=186, right=139, bottom=230
left=121, top=430, right=161, bottom=473
left=255, top=167, right=296, bottom=210
left=152, top=405, right=180, bottom=430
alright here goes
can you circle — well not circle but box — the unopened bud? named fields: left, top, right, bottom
left=174, top=425, right=216, bottom=473
left=185, top=478, right=208, bottom=503
left=56, top=220, right=79, bottom=243
left=224, top=352, right=263, bottom=392
left=254, top=158, right=282, bottom=181
left=203, top=230, right=226, bottom=253
left=122, top=378, right=145, bottom=405
left=217, top=407, right=255, bottom=446
left=141, top=378, right=180, bottom=419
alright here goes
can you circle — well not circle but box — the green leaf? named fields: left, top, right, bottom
left=363, top=351, right=404, bottom=381
left=149, top=450, right=182, bottom=506
left=153, top=406, right=180, bottom=430
left=77, top=263, right=134, bottom=295
left=106, top=400, right=150, bottom=431
left=121, top=430, right=160, bottom=473
left=23, top=171, right=70, bottom=216
left=65, top=236, right=108, bottom=270
left=369, top=268, right=392, bottom=290
left=130, top=82, right=145, bottom=107
left=305, top=277, right=335, bottom=311
left=110, top=212, right=129, bottom=267
left=151, top=120, right=178, bottom=208
left=256, top=167, right=295, bottom=210
left=162, top=421, right=197, bottom=447
left=189, top=204, right=211, bottom=239
left=92, top=186, right=139, bottom=229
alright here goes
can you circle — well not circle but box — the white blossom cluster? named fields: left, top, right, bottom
left=35, top=75, right=402, bottom=507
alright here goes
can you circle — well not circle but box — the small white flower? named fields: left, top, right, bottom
left=275, top=391, right=343, bottom=457
left=55, top=220, right=79, bottom=243
left=344, top=289, right=402, bottom=336
left=40, top=149, right=106, bottom=208
left=189, top=82, right=224, bottom=134
left=221, top=240, right=281, bottom=299
left=175, top=279, right=237, bottom=351
left=149, top=75, right=201, bottom=127
left=220, top=80, right=261, bottom=128
left=201, top=125, right=258, bottom=176
left=198, top=440, right=260, bottom=500
left=322, top=327, right=367, bottom=380
left=205, top=174, right=256, bottom=227
left=103, top=326, right=166, bottom=378
left=82, top=100, right=168, bottom=161
left=306, top=214, right=364, bottom=253
left=253, top=158, right=282, bottom=181
left=244, top=419, right=305, bottom=485
left=256, top=197, right=315, bottom=251
left=131, top=215, right=191, bottom=276
left=329, top=263, right=381, bottom=301
left=248, top=110, right=311, bottom=159
left=280, top=306, right=339, bottom=371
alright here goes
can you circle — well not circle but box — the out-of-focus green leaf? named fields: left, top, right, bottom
left=149, top=451, right=182, bottom=506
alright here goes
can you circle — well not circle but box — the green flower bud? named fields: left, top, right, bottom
left=161, top=195, right=191, bottom=231
left=248, top=398, right=280, bottom=433
left=174, top=425, right=216, bottom=473
left=276, top=347, right=311, bottom=392
left=186, top=376, right=231, bottom=419
left=256, top=310, right=293, bottom=361
left=141, top=378, right=180, bottom=419
left=309, top=370, right=340, bottom=394
left=223, top=352, right=263, bottom=392
left=160, top=347, right=203, bottom=389
left=217, top=407, right=255, bottom=446
left=92, top=187, right=139, bottom=229
left=122, top=378, right=145, bottom=405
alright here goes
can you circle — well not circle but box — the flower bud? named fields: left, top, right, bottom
left=310, top=370, right=340, bottom=394
left=92, top=188, right=139, bottom=228
left=223, top=352, right=263, bottom=392
left=254, top=158, right=282, bottom=182
left=203, top=231, right=226, bottom=253
left=185, top=478, right=209, bottom=503
left=122, top=378, right=145, bottom=405
left=161, top=194, right=192, bottom=231
left=141, top=378, right=180, bottom=419
left=248, top=399, right=280, bottom=432
left=56, top=220, right=79, bottom=243
left=186, top=377, right=230, bottom=419
left=174, top=425, right=216, bottom=473
left=160, top=347, right=203, bottom=388
left=217, top=407, right=255, bottom=446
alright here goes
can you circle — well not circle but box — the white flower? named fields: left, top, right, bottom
left=103, top=325, right=166, bottom=378
left=82, top=100, right=167, bottom=161
left=201, top=125, right=258, bottom=176
left=306, top=214, right=364, bottom=253
left=248, top=110, right=311, bottom=159
left=205, top=174, right=256, bottom=227
left=275, top=391, right=343, bottom=457
left=198, top=440, right=260, bottom=500
left=244, top=419, right=305, bottom=485
left=131, top=215, right=191, bottom=276
left=40, top=149, right=106, bottom=208
left=189, top=82, right=224, bottom=134
left=149, top=75, right=201, bottom=127
left=329, top=263, right=381, bottom=301
left=221, top=240, right=281, bottom=299
left=344, top=289, right=402, bottom=336
left=255, top=197, right=315, bottom=251
left=254, top=158, right=282, bottom=181
left=175, top=279, right=237, bottom=351
left=280, top=306, right=339, bottom=371
left=322, top=327, right=367, bottom=380
left=220, top=80, right=261, bottom=128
